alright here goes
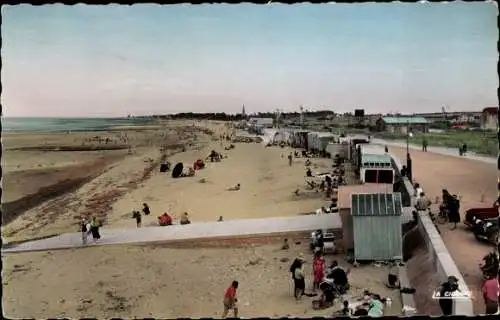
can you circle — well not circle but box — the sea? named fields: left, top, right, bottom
left=1, top=117, right=153, bottom=133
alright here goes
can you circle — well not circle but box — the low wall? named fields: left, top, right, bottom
left=391, top=154, right=474, bottom=316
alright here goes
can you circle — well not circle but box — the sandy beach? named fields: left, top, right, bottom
left=2, top=237, right=402, bottom=318
left=2, top=121, right=334, bottom=242
left=1, top=120, right=220, bottom=242
left=3, top=119, right=496, bottom=316
left=1, top=120, right=399, bottom=318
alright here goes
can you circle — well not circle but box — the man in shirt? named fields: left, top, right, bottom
left=438, top=276, right=459, bottom=315
left=328, top=260, right=350, bottom=294
left=222, top=281, right=239, bottom=318
left=482, top=276, right=499, bottom=314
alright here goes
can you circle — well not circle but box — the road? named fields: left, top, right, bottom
left=371, top=138, right=496, bottom=165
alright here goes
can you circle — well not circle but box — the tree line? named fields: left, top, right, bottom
left=149, top=110, right=343, bottom=121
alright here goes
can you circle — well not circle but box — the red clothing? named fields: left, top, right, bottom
left=313, top=257, right=325, bottom=282
left=159, top=213, right=172, bottom=226
left=164, top=214, right=172, bottom=224
left=482, top=278, right=499, bottom=302
left=225, top=286, right=237, bottom=300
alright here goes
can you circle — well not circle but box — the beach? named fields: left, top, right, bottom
left=2, top=238, right=402, bottom=318
left=5, top=118, right=497, bottom=316
left=2, top=120, right=219, bottom=242
left=1, top=119, right=398, bottom=318
left=2, top=120, right=335, bottom=242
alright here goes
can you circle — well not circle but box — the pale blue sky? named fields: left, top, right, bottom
left=1, top=3, right=498, bottom=117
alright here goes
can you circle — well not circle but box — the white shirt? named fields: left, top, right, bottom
left=415, top=188, right=423, bottom=197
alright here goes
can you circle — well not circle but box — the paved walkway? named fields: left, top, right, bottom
left=3, top=208, right=414, bottom=253
left=2, top=214, right=340, bottom=253
left=371, top=138, right=496, bottom=165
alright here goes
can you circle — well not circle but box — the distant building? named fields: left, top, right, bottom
left=375, top=116, right=429, bottom=134
left=241, top=104, right=247, bottom=120
left=248, top=117, right=274, bottom=128
left=481, top=107, right=498, bottom=130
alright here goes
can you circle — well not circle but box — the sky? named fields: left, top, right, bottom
left=1, top=3, right=498, bottom=117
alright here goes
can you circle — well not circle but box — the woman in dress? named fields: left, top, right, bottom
left=90, top=216, right=102, bottom=242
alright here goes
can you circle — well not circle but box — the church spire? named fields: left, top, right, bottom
left=241, top=104, right=246, bottom=118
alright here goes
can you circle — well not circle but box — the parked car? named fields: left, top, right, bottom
left=464, top=202, right=498, bottom=229
left=472, top=217, right=499, bottom=245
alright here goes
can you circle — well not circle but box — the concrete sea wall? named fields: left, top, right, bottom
left=391, top=155, right=474, bottom=316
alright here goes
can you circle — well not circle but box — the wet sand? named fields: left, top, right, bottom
left=1, top=120, right=218, bottom=242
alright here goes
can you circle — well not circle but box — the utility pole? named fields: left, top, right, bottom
left=299, top=105, right=304, bottom=129
left=406, top=121, right=410, bottom=155
left=406, top=120, right=412, bottom=182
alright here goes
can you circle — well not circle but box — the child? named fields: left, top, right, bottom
left=222, top=281, right=239, bottom=318
left=341, top=300, right=353, bottom=316
left=312, top=251, right=326, bottom=292
left=80, top=218, right=88, bottom=244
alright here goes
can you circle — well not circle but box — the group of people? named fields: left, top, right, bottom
left=440, top=189, right=461, bottom=229
left=131, top=203, right=192, bottom=227
left=80, top=216, right=103, bottom=244
left=289, top=251, right=350, bottom=303
left=414, top=184, right=461, bottom=230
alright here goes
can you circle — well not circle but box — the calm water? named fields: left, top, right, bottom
left=1, top=117, right=152, bottom=132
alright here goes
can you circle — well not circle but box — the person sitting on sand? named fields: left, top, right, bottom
left=281, top=238, right=290, bottom=250
left=367, top=294, right=385, bottom=317
left=158, top=212, right=173, bottom=226
left=306, top=168, right=312, bottom=177
left=217, top=215, right=224, bottom=222
left=336, top=300, right=354, bottom=316
left=180, top=212, right=191, bottom=225
left=227, top=183, right=241, bottom=191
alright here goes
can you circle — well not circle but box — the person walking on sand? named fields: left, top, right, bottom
left=90, top=216, right=102, bottom=243
left=80, top=218, right=89, bottom=244
left=133, top=210, right=142, bottom=228
left=222, top=280, right=239, bottom=318
left=288, top=152, right=293, bottom=166
left=142, top=203, right=150, bottom=216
